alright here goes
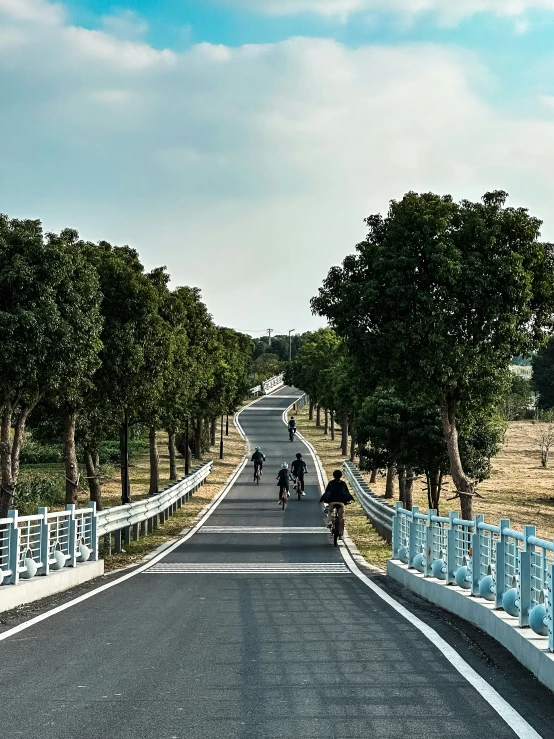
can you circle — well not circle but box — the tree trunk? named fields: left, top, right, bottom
left=119, top=423, right=130, bottom=502
left=427, top=469, right=443, bottom=514
left=330, top=412, right=335, bottom=441
left=324, top=408, right=329, bottom=435
left=316, top=405, right=321, bottom=427
left=149, top=426, right=159, bottom=495
left=439, top=395, right=473, bottom=519
left=210, top=418, right=217, bottom=447
left=168, top=431, right=178, bottom=481
left=370, top=468, right=378, bottom=484
left=349, top=423, right=356, bottom=462
left=341, top=416, right=348, bottom=456
left=64, top=409, right=80, bottom=506
left=309, top=401, right=314, bottom=421
left=0, top=401, right=35, bottom=516
left=194, top=419, right=203, bottom=459
left=384, top=465, right=395, bottom=499
left=397, top=465, right=406, bottom=506
left=84, top=448, right=102, bottom=510
left=404, top=466, right=414, bottom=511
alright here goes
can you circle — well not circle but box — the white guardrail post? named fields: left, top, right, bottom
left=7, top=511, right=20, bottom=585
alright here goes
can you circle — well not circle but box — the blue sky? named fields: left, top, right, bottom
left=3, top=0, right=554, bottom=332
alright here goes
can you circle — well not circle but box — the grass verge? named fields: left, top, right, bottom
left=295, top=408, right=391, bottom=569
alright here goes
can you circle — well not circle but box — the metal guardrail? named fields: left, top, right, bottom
left=249, top=373, right=284, bottom=396
left=342, top=461, right=394, bottom=543
left=392, top=504, right=554, bottom=651
left=0, top=461, right=212, bottom=590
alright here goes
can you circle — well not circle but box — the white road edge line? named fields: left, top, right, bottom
left=0, top=387, right=282, bottom=644
left=287, top=395, right=543, bottom=739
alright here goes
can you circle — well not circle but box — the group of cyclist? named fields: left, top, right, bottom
left=249, top=414, right=354, bottom=536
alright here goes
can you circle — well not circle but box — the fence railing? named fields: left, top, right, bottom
left=343, top=461, right=395, bottom=542
left=0, top=461, right=212, bottom=589
left=392, top=504, right=554, bottom=652
left=249, top=373, right=284, bottom=396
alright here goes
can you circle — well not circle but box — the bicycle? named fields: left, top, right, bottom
left=292, top=476, right=303, bottom=500
left=279, top=485, right=290, bottom=509
left=254, top=464, right=261, bottom=485
left=288, top=426, right=297, bottom=442
left=330, top=505, right=341, bottom=547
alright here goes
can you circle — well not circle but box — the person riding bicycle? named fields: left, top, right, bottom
left=319, top=470, right=354, bottom=536
left=276, top=462, right=290, bottom=503
left=290, top=453, right=308, bottom=496
left=288, top=416, right=297, bottom=440
left=251, top=446, right=266, bottom=481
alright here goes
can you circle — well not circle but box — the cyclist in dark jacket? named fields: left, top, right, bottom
left=290, top=453, right=308, bottom=495
left=251, top=447, right=266, bottom=481
left=319, top=470, right=353, bottom=535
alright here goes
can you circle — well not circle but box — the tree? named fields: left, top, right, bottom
left=83, top=242, right=171, bottom=503
left=312, top=191, right=554, bottom=518
left=289, top=328, right=342, bottom=425
left=502, top=374, right=534, bottom=421
left=0, top=217, right=103, bottom=515
left=533, top=338, right=554, bottom=409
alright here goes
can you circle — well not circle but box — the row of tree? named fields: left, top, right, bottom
left=0, top=215, right=254, bottom=516
left=289, top=191, right=554, bottom=519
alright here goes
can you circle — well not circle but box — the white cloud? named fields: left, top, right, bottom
left=214, top=0, right=554, bottom=21
left=0, top=0, right=64, bottom=24
left=2, top=1, right=554, bottom=331
left=101, top=9, right=148, bottom=40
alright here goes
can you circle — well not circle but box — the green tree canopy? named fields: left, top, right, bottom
left=312, top=191, right=554, bottom=518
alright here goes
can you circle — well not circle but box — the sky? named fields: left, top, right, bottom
left=3, top=2, right=554, bottom=335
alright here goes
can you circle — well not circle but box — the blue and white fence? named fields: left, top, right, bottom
left=392, top=506, right=554, bottom=651
left=343, top=459, right=554, bottom=651
left=0, top=461, right=212, bottom=589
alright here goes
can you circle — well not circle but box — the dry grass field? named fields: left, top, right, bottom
left=341, top=418, right=554, bottom=542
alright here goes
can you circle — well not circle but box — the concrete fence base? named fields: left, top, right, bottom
left=0, top=560, right=104, bottom=614
left=387, top=559, right=554, bottom=692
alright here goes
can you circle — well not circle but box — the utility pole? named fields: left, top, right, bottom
left=288, top=329, right=295, bottom=362
left=267, top=328, right=273, bottom=348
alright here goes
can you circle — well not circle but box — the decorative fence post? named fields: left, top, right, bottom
left=471, top=514, right=484, bottom=596
left=425, top=509, right=436, bottom=577
left=38, top=507, right=50, bottom=576
left=66, top=504, right=77, bottom=568
left=446, top=511, right=457, bottom=585
left=518, top=525, right=536, bottom=628
left=88, top=502, right=98, bottom=561
left=7, top=511, right=20, bottom=585
left=495, top=518, right=510, bottom=610
left=546, top=565, right=554, bottom=652
left=408, top=506, right=418, bottom=568
left=392, top=502, right=402, bottom=559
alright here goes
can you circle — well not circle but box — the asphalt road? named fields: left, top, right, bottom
left=0, top=386, right=553, bottom=739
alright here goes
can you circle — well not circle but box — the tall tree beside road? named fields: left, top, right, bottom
left=312, top=191, right=554, bottom=518
left=84, top=243, right=170, bottom=502
left=0, top=218, right=103, bottom=515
